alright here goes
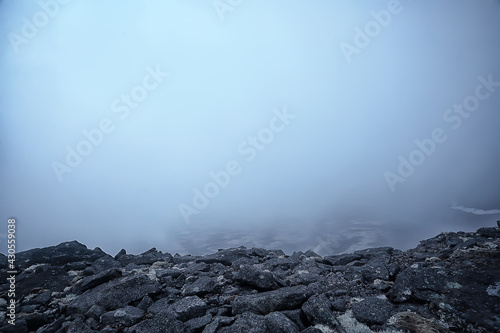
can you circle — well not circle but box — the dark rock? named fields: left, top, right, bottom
left=299, top=328, right=324, bottom=333
left=79, top=268, right=122, bottom=292
left=476, top=227, right=500, bottom=238
left=25, top=290, right=51, bottom=305
left=201, top=316, right=235, bottom=333
left=301, top=294, right=339, bottom=328
left=100, top=306, right=144, bottom=327
left=185, top=314, right=212, bottom=332
left=137, top=295, right=154, bottom=311
left=90, top=255, right=122, bottom=271
left=24, top=312, right=50, bottom=331
left=67, top=274, right=161, bottom=314
left=331, top=298, right=347, bottom=312
left=235, top=265, right=280, bottom=290
left=351, top=296, right=395, bottom=325
left=3, top=226, right=498, bottom=332
left=86, top=304, right=105, bottom=320
left=182, top=276, right=216, bottom=296
left=65, top=316, right=95, bottom=333
left=264, top=311, right=300, bottom=332
left=218, top=312, right=268, bottom=333
left=280, top=309, right=307, bottom=331
left=16, top=265, right=73, bottom=299
left=148, top=297, right=171, bottom=315
left=197, top=247, right=251, bottom=266
left=389, top=311, right=447, bottom=333
left=116, top=248, right=167, bottom=266
left=124, top=311, right=185, bottom=333
left=0, top=318, right=28, bottom=333
left=36, top=316, right=66, bottom=333
left=15, top=241, right=105, bottom=269
left=324, top=253, right=363, bottom=266
left=169, top=295, right=209, bottom=321
left=232, top=285, right=313, bottom=315
left=360, top=261, right=390, bottom=283
left=387, top=266, right=449, bottom=303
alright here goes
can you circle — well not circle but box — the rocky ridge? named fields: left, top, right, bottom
left=0, top=226, right=499, bottom=332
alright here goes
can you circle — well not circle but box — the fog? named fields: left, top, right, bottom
left=1, top=0, right=499, bottom=256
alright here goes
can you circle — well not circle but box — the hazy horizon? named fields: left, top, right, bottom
left=1, top=0, right=499, bottom=256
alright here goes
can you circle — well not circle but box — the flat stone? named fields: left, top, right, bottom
left=232, top=285, right=313, bottom=315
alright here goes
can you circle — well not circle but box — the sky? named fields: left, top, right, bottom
left=1, top=0, right=499, bottom=256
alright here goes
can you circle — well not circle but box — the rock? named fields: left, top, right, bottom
left=79, top=268, right=122, bottom=292
left=137, top=295, right=154, bottom=311
left=169, top=295, right=209, bottom=321
left=116, top=248, right=167, bottom=266
left=0, top=227, right=498, bottom=332
left=65, top=316, right=95, bottom=333
left=299, top=327, right=324, bottom=333
left=197, top=247, right=251, bottom=266
left=67, top=274, right=161, bottom=314
left=201, top=316, right=235, bottom=333
left=324, top=253, right=363, bottom=266
left=124, top=311, right=185, bottom=333
left=389, top=311, right=447, bottom=332
left=264, top=311, right=300, bottom=332
left=185, top=314, right=212, bottom=332
left=351, top=296, right=395, bottom=325
left=100, top=306, right=144, bottom=327
left=16, top=265, right=73, bottom=299
left=24, top=312, right=50, bottom=331
left=360, top=261, right=390, bottom=283
left=90, top=255, right=122, bottom=271
left=235, top=265, right=280, bottom=290
left=387, top=266, right=449, bottom=303
left=232, top=285, right=313, bottom=315
left=15, top=241, right=105, bottom=269
left=86, top=304, right=105, bottom=320
left=182, top=276, right=216, bottom=296
left=301, top=294, right=339, bottom=328
left=148, top=297, right=172, bottom=315
left=476, top=227, right=500, bottom=238
left=218, top=312, right=268, bottom=333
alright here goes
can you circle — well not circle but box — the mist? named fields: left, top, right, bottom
left=1, top=0, right=499, bottom=256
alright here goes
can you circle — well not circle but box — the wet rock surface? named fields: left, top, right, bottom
left=1, top=226, right=499, bottom=332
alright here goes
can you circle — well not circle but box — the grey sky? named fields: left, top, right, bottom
left=1, top=0, right=499, bottom=256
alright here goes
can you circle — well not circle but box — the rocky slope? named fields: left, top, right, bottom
left=0, top=226, right=499, bottom=333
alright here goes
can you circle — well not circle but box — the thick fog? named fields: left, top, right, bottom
left=1, top=0, right=499, bottom=256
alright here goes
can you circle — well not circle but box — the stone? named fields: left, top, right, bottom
left=169, top=295, right=209, bottom=321
left=67, top=274, right=161, bottom=314
left=100, top=306, right=145, bottom=327
left=324, top=254, right=363, bottom=266
left=301, top=294, right=339, bottom=328
left=235, top=265, right=280, bottom=290
left=218, top=312, right=268, bottom=333
left=185, top=314, right=212, bottom=331
left=0, top=227, right=498, bottom=332
left=79, top=268, right=122, bottom=292
left=182, top=275, right=216, bottom=296
left=264, top=311, right=300, bottom=332
left=232, top=285, right=313, bottom=315
left=16, top=241, right=105, bottom=269
left=351, top=296, right=395, bottom=325
left=124, top=311, right=185, bottom=333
